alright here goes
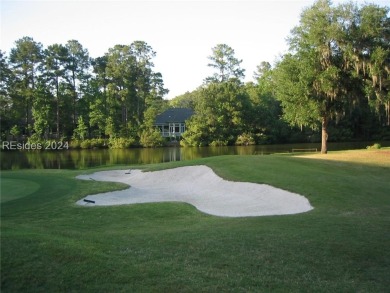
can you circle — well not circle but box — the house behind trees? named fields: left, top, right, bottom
left=154, top=108, right=194, bottom=139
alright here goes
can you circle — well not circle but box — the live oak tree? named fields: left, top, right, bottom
left=274, top=0, right=389, bottom=154
left=345, top=4, right=390, bottom=125
left=274, top=54, right=323, bottom=138
left=277, top=0, right=345, bottom=154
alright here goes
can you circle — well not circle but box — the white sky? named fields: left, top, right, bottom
left=1, top=0, right=388, bottom=99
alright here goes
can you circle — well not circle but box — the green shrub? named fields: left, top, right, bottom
left=140, top=129, right=165, bottom=147
left=89, top=138, right=106, bottom=148
left=10, top=125, right=20, bottom=137
left=180, top=132, right=209, bottom=147
left=366, top=143, right=381, bottom=150
left=70, top=138, right=113, bottom=149
left=80, top=140, right=92, bottom=149
left=108, top=137, right=136, bottom=149
left=210, top=139, right=228, bottom=146
left=27, top=133, right=43, bottom=145
left=235, top=133, right=256, bottom=146
left=69, top=140, right=81, bottom=149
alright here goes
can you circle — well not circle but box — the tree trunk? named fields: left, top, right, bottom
left=56, top=78, right=60, bottom=139
left=72, top=70, right=78, bottom=128
left=73, top=79, right=77, bottom=128
left=321, top=116, right=328, bottom=154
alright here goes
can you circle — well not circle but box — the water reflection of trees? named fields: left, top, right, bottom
left=2, top=142, right=388, bottom=170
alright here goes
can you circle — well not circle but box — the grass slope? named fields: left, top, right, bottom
left=1, top=150, right=389, bottom=292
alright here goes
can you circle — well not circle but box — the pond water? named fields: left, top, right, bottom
left=1, top=141, right=388, bottom=170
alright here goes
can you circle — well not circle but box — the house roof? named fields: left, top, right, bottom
left=155, top=108, right=194, bottom=124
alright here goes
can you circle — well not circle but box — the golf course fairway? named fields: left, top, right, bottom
left=1, top=149, right=389, bottom=292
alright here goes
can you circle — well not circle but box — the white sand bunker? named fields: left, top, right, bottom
left=76, top=165, right=313, bottom=217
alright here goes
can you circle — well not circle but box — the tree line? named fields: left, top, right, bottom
left=176, top=0, right=390, bottom=153
left=1, top=38, right=169, bottom=148
left=1, top=0, right=389, bottom=152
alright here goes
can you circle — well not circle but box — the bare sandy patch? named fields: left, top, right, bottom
left=294, top=149, right=390, bottom=167
left=76, top=165, right=313, bottom=217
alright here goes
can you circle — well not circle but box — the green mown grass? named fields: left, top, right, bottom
left=1, top=179, right=40, bottom=203
left=1, top=150, right=389, bottom=292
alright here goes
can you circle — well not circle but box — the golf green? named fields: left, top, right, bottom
left=1, top=178, right=40, bottom=203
